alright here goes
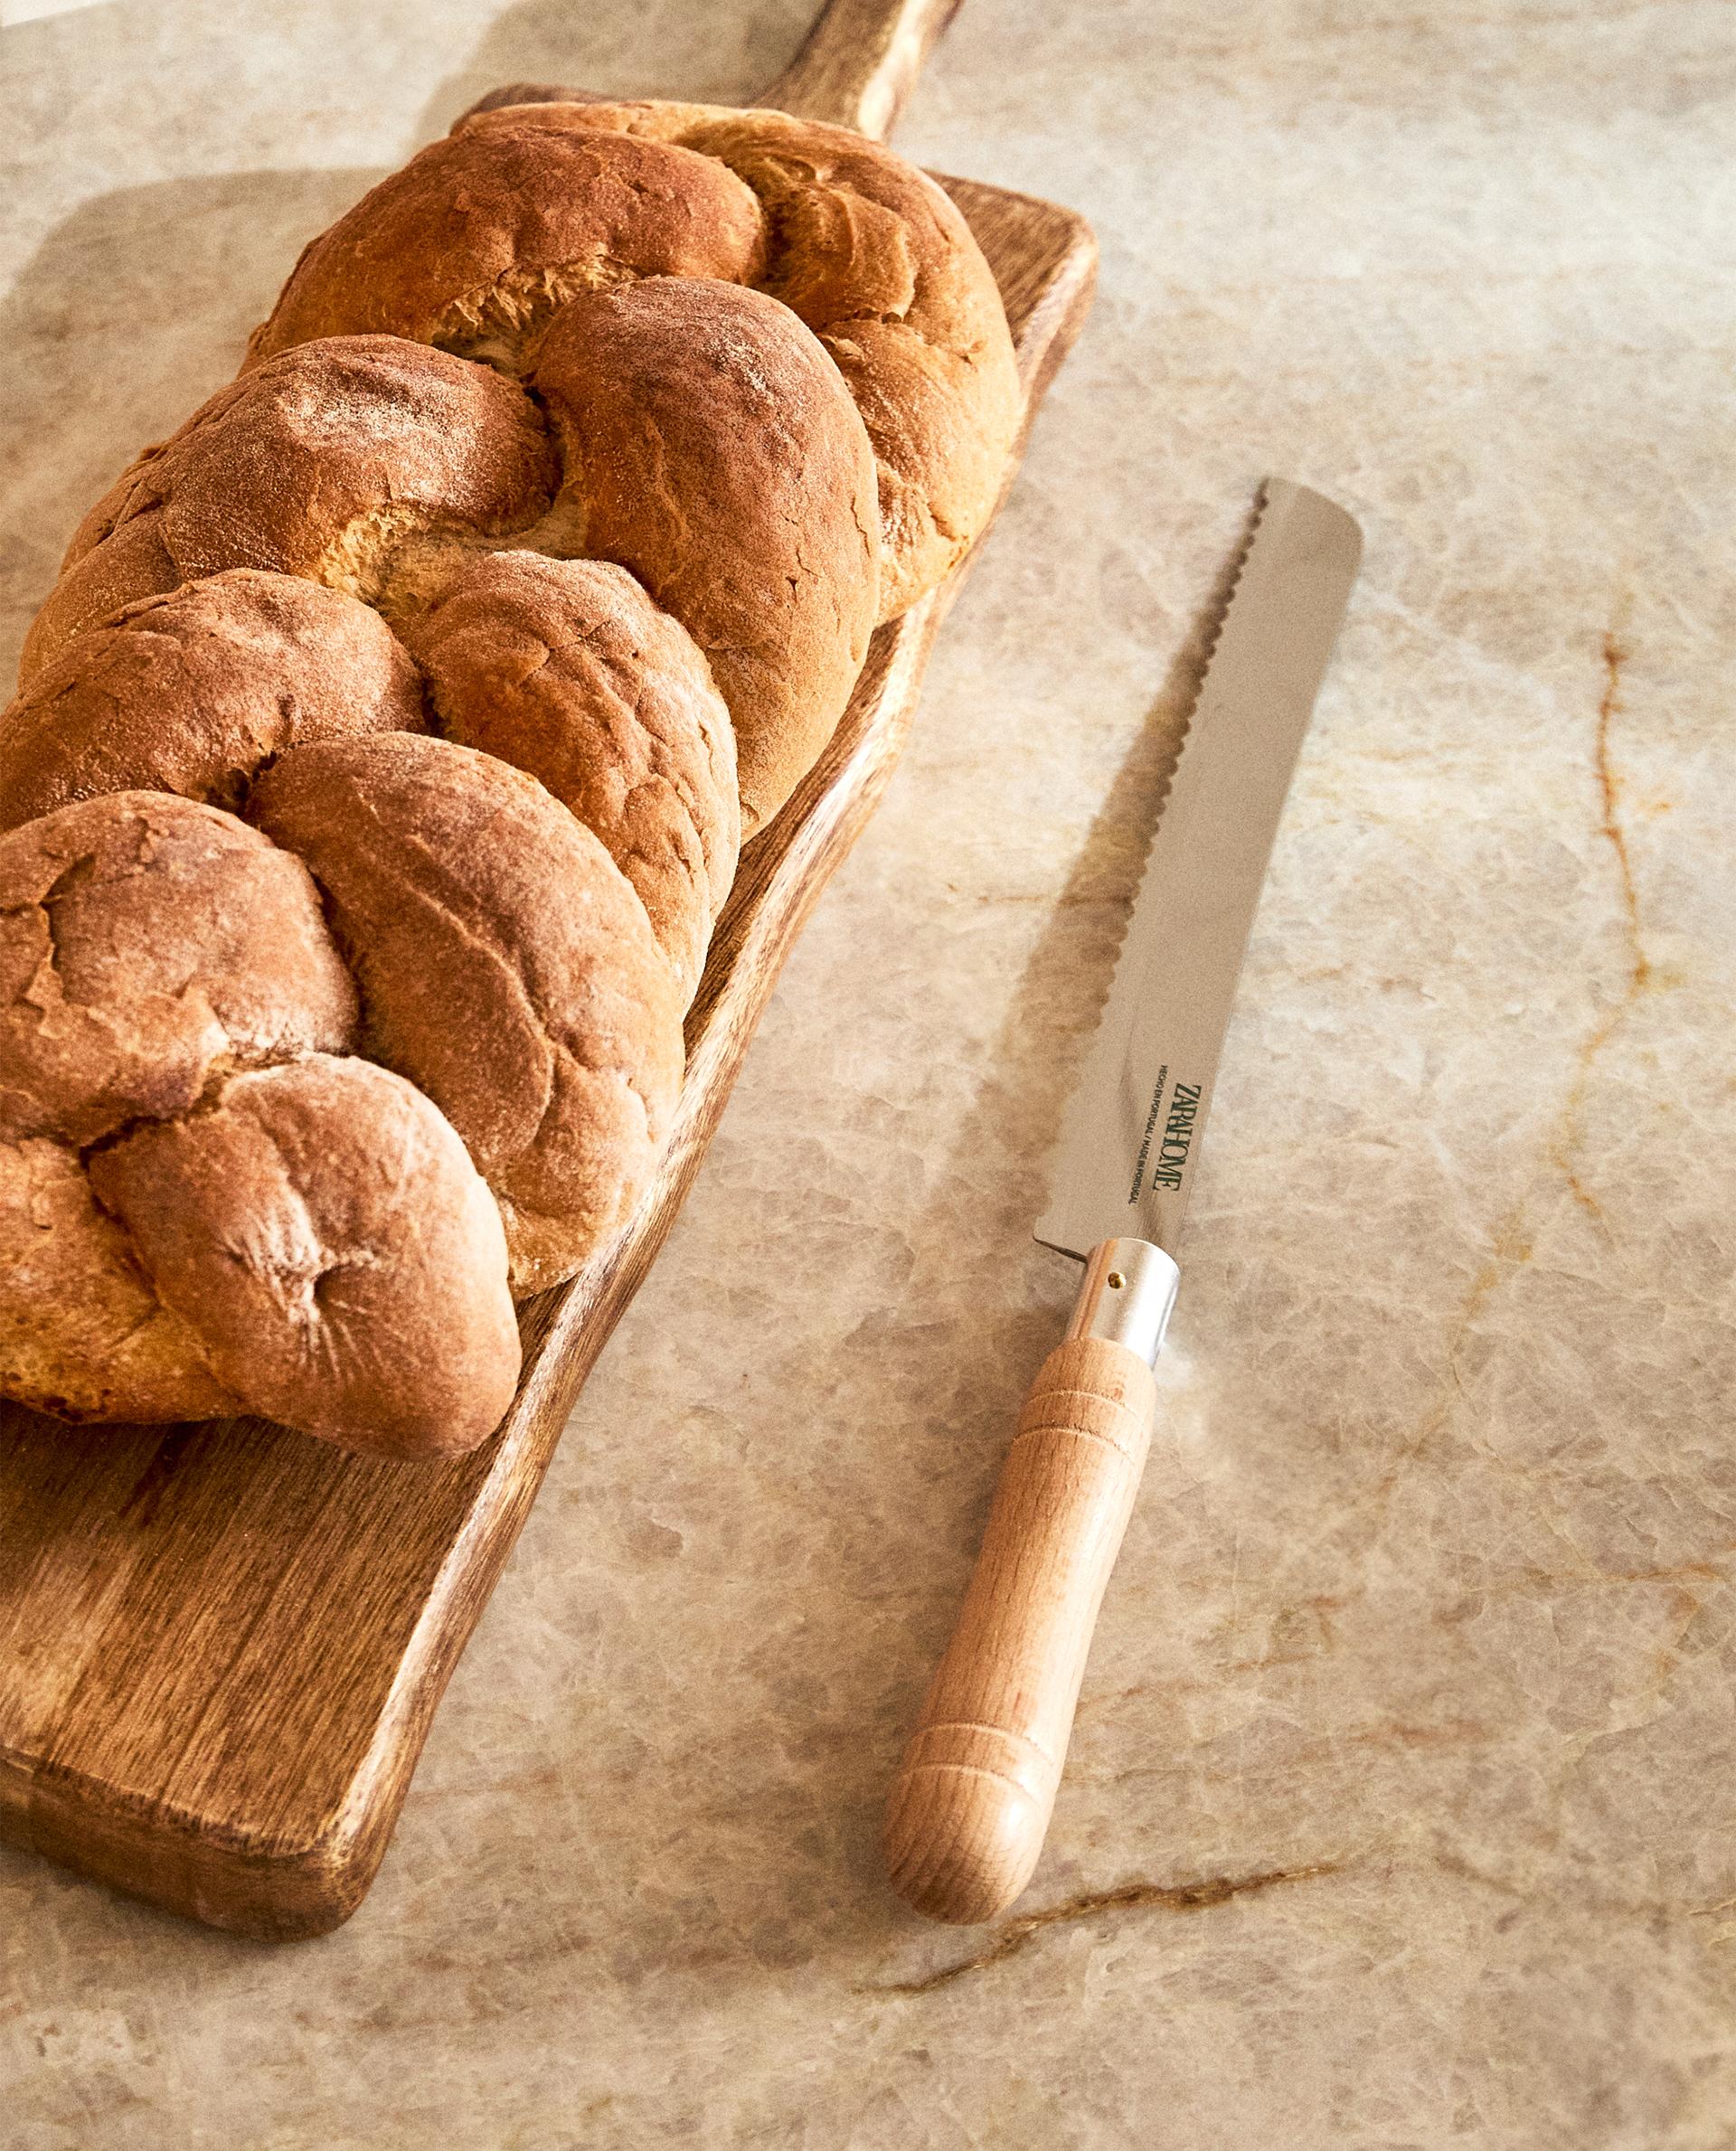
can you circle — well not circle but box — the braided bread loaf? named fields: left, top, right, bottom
left=0, top=101, right=1019, bottom=1457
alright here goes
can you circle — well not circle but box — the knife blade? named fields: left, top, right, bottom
left=884, top=478, right=1362, bottom=1926
left=1038, top=476, right=1363, bottom=1266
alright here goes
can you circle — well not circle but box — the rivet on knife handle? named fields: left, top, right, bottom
left=882, top=479, right=1363, bottom=1924
left=883, top=1240, right=1175, bottom=1923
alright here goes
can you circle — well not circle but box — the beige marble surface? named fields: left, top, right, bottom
left=5, top=1, right=1736, bottom=2143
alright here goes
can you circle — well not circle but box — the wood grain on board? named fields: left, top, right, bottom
left=0, top=4, right=1097, bottom=1938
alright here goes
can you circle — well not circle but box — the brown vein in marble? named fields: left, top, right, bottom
left=1294, top=618, right=1676, bottom=1603
left=872, top=1863, right=1339, bottom=1996
left=1383, top=1196, right=1533, bottom=1478
left=1594, top=633, right=1648, bottom=975
left=1419, top=626, right=1652, bottom=1444
left=1548, top=629, right=1653, bottom=1218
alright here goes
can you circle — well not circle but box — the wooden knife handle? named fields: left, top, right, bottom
left=883, top=1331, right=1160, bottom=1924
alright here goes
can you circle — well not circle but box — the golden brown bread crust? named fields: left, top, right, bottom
left=91, top=1057, right=521, bottom=1456
left=17, top=515, right=184, bottom=684
left=62, top=335, right=556, bottom=583
left=0, top=571, right=425, bottom=829
left=405, top=552, right=738, bottom=999
left=28, top=307, right=875, bottom=836
left=1, top=101, right=1019, bottom=1454
left=250, top=99, right=1020, bottom=620
left=247, top=121, right=768, bottom=366
left=23, top=337, right=555, bottom=682
left=532, top=277, right=878, bottom=836
left=0, top=1137, right=240, bottom=1423
left=580, top=102, right=1022, bottom=618
left=0, top=803, right=523, bottom=1442
left=247, top=734, right=684, bottom=1295
left=0, top=792, right=358, bottom=1147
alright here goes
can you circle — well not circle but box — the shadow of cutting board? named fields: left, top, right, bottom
left=0, top=0, right=1096, bottom=1939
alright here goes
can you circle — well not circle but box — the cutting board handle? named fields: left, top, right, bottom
left=467, top=1, right=964, bottom=141
left=882, top=1332, right=1160, bottom=1923
left=759, top=0, right=966, bottom=139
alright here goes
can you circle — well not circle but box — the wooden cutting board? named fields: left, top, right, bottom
left=0, top=0, right=1096, bottom=1939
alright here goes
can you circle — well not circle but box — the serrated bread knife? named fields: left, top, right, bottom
left=882, top=478, right=1363, bottom=1924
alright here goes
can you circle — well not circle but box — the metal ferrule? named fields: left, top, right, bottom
left=1064, top=1238, right=1180, bottom=1366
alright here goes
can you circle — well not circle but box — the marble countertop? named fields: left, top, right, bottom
left=5, top=1, right=1734, bottom=2144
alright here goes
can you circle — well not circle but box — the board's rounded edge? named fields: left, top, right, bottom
left=18, top=1750, right=390, bottom=1940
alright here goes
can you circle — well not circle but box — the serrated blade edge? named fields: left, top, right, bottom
left=1035, top=477, right=1362, bottom=1260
